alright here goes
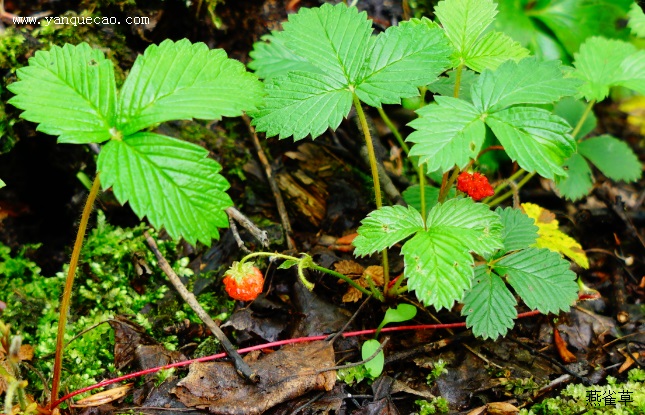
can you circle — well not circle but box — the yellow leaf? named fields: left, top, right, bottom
left=619, top=96, right=645, bottom=135
left=521, top=203, right=589, bottom=268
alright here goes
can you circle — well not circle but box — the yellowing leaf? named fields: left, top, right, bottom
left=521, top=203, right=589, bottom=268
left=619, top=95, right=645, bottom=135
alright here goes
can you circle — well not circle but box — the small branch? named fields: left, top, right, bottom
left=242, top=115, right=296, bottom=251
left=227, top=216, right=251, bottom=254
left=226, top=206, right=269, bottom=248
left=144, top=231, right=257, bottom=383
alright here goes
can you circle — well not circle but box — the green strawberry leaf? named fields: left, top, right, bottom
left=495, top=247, right=578, bottom=314
left=472, top=58, right=580, bottom=112
left=407, top=96, right=486, bottom=172
left=573, top=37, right=645, bottom=102
left=462, top=265, right=517, bottom=339
left=578, top=135, right=642, bottom=182
left=554, top=152, right=593, bottom=201
left=251, top=3, right=451, bottom=140
left=248, top=31, right=321, bottom=80
left=117, top=39, right=264, bottom=136
left=496, top=206, right=538, bottom=254
left=401, top=198, right=503, bottom=310
left=8, top=43, right=116, bottom=144
left=434, top=0, right=528, bottom=71
left=629, top=2, right=645, bottom=37
left=427, top=68, right=478, bottom=100
left=401, top=185, right=456, bottom=212
left=486, top=106, right=575, bottom=179
left=353, top=205, right=425, bottom=256
left=355, top=22, right=451, bottom=107
left=362, top=339, right=384, bottom=378
left=97, top=132, right=232, bottom=246
left=250, top=71, right=352, bottom=140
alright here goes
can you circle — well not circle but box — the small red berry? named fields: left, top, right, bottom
left=456, top=172, right=494, bottom=201
left=223, top=261, right=264, bottom=301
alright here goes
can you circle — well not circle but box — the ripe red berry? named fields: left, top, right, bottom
left=223, top=261, right=264, bottom=301
left=456, top=172, right=494, bottom=201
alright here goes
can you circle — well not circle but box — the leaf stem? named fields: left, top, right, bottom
left=572, top=99, right=596, bottom=141
left=453, top=64, right=464, bottom=98
left=487, top=171, right=535, bottom=207
left=50, top=174, right=101, bottom=407
left=377, top=106, right=409, bottom=155
left=419, top=164, right=427, bottom=226
left=353, top=93, right=390, bottom=291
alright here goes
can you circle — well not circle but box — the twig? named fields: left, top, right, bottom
left=227, top=216, right=250, bottom=253
left=143, top=231, right=257, bottom=383
left=242, top=115, right=296, bottom=251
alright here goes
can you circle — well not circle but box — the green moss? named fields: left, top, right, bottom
left=521, top=369, right=645, bottom=415
left=0, top=27, right=28, bottom=69
left=415, top=397, right=450, bottom=414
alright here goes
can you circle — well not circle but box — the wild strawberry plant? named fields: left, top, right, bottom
left=8, top=39, right=264, bottom=403
left=249, top=0, right=588, bottom=340
left=555, top=36, right=644, bottom=200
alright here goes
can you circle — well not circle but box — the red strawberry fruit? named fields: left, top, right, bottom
left=457, top=172, right=494, bottom=201
left=223, top=261, right=264, bottom=301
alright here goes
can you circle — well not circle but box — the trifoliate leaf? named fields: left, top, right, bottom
left=472, top=58, right=580, bottom=112
left=496, top=206, right=538, bottom=253
left=248, top=31, right=322, bottom=80
left=282, top=4, right=372, bottom=85
left=400, top=198, right=503, bottom=310
left=427, top=68, right=478, bottom=100
left=553, top=97, right=597, bottom=140
left=435, top=0, right=528, bottom=72
left=355, top=22, right=451, bottom=107
left=578, top=135, right=642, bottom=182
left=407, top=96, right=486, bottom=172
left=486, top=106, right=575, bottom=179
left=8, top=43, right=116, bottom=144
left=251, top=3, right=451, bottom=140
left=97, top=132, right=232, bottom=246
left=629, top=2, right=645, bottom=37
left=462, top=265, right=517, bottom=339
left=353, top=205, right=425, bottom=256
left=554, top=153, right=593, bottom=201
left=117, top=39, right=264, bottom=136
left=521, top=203, right=589, bottom=268
left=573, top=37, right=645, bottom=102
left=250, top=71, right=352, bottom=140
left=495, top=248, right=578, bottom=314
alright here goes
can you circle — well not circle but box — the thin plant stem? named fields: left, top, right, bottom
left=453, top=64, right=464, bottom=98
left=419, top=164, right=426, bottom=226
left=485, top=168, right=526, bottom=202
left=377, top=106, right=409, bottom=155
left=487, top=172, right=535, bottom=207
left=352, top=93, right=390, bottom=289
left=573, top=99, right=596, bottom=141
left=50, top=174, right=101, bottom=407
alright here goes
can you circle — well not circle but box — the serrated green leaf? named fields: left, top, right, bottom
left=531, top=0, right=632, bottom=56
left=425, top=198, right=503, bottom=257
left=629, top=2, right=645, bottom=37
left=495, top=248, right=578, bottom=314
left=403, top=230, right=475, bottom=310
left=250, top=71, right=352, bottom=140
left=614, top=51, right=645, bottom=95
left=117, top=39, right=263, bottom=136
left=554, top=152, right=593, bottom=201
left=401, top=198, right=503, bottom=310
left=248, top=31, right=322, bottom=80
left=578, top=135, right=642, bottom=182
left=472, top=58, right=580, bottom=112
left=462, top=265, right=517, bottom=339
left=355, top=23, right=451, bottom=107
left=573, top=37, right=635, bottom=100
left=8, top=43, right=116, bottom=144
left=282, top=3, right=372, bottom=85
left=553, top=97, right=597, bottom=140
left=362, top=339, right=384, bottom=377
left=407, top=96, right=486, bottom=172
left=435, top=0, right=497, bottom=63
left=496, top=206, right=538, bottom=253
left=427, top=68, right=478, bottom=100
left=353, top=205, right=425, bottom=256
left=97, top=132, right=232, bottom=246
left=463, top=31, right=529, bottom=72
left=486, top=106, right=575, bottom=179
